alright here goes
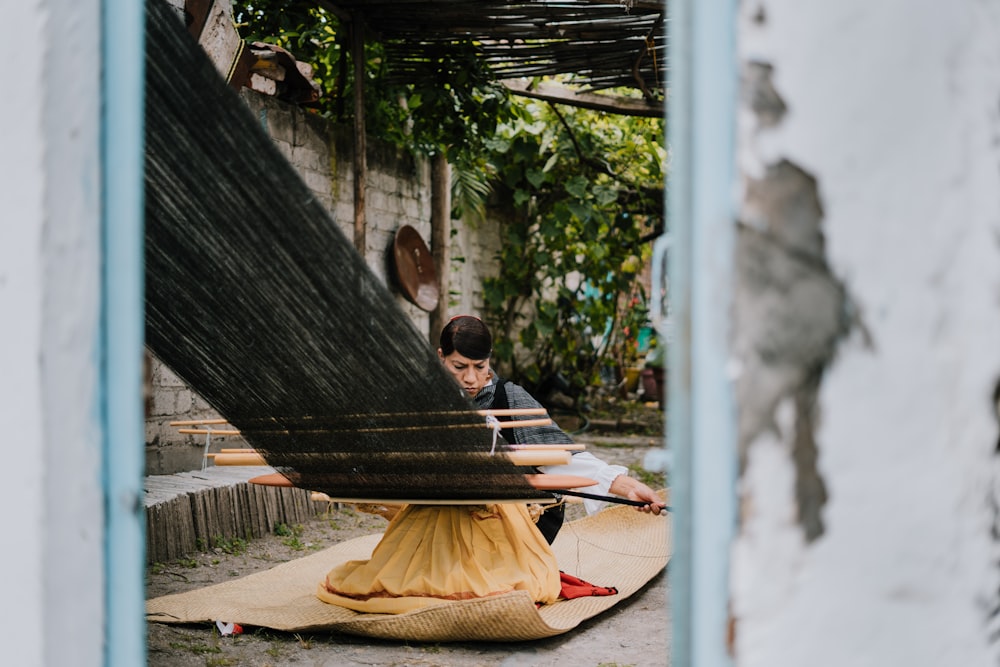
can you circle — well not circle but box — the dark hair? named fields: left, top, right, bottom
left=440, top=316, right=492, bottom=360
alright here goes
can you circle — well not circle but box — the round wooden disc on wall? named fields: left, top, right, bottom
left=392, top=225, right=439, bottom=311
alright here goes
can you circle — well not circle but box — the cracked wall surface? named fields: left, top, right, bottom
left=734, top=156, right=851, bottom=541
left=730, top=2, right=1000, bottom=665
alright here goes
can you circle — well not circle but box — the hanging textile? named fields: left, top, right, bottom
left=142, top=0, right=539, bottom=503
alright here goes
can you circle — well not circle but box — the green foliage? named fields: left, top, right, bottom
left=274, top=522, right=308, bottom=550
left=205, top=658, right=237, bottom=667
left=281, top=535, right=306, bottom=550
left=233, top=4, right=665, bottom=399
left=209, top=535, right=249, bottom=556
left=367, top=44, right=516, bottom=160
left=234, top=1, right=515, bottom=162
left=481, top=99, right=665, bottom=399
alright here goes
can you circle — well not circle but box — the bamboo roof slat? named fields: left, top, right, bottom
left=321, top=0, right=668, bottom=100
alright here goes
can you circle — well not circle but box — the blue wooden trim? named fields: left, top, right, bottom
left=101, top=0, right=146, bottom=665
left=668, top=0, right=738, bottom=665
left=666, top=0, right=695, bottom=662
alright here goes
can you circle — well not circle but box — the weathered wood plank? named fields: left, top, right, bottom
left=144, top=467, right=319, bottom=564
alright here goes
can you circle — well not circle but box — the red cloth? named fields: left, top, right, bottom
left=558, top=571, right=618, bottom=599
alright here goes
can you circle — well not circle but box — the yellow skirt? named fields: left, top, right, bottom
left=316, top=503, right=561, bottom=614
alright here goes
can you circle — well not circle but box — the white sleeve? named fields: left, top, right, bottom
left=538, top=452, right=628, bottom=515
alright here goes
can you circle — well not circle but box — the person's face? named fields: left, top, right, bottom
left=438, top=349, right=491, bottom=397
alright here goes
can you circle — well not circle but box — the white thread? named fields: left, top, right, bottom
left=201, top=427, right=214, bottom=471
left=485, top=415, right=501, bottom=454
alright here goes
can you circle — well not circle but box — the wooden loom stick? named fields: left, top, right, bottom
left=248, top=472, right=599, bottom=504
left=205, top=452, right=266, bottom=466
left=169, top=419, right=231, bottom=426
left=507, top=443, right=585, bottom=451
left=247, top=473, right=598, bottom=490
left=170, top=408, right=545, bottom=428
left=490, top=418, right=552, bottom=428
left=177, top=428, right=241, bottom=436
left=208, top=449, right=572, bottom=467
left=554, top=488, right=673, bottom=512
left=477, top=408, right=547, bottom=417
left=300, top=496, right=559, bottom=505
left=218, top=444, right=585, bottom=453
left=176, top=418, right=553, bottom=437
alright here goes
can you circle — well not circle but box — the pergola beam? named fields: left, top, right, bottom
left=503, top=79, right=663, bottom=117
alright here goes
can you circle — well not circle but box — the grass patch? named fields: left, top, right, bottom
left=167, top=640, right=220, bottom=656
left=592, top=440, right=649, bottom=449
left=281, top=535, right=306, bottom=550
left=273, top=522, right=295, bottom=537
left=210, top=535, right=249, bottom=556
left=275, top=523, right=308, bottom=550
left=205, top=658, right=237, bottom=667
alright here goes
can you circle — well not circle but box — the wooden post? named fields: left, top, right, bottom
left=429, top=152, right=451, bottom=342
left=351, top=15, right=366, bottom=255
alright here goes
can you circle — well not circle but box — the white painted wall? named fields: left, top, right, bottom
left=0, top=0, right=104, bottom=665
left=733, top=2, right=1000, bottom=665
left=0, top=3, right=49, bottom=660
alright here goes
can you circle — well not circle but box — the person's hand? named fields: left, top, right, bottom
left=626, top=485, right=666, bottom=515
left=609, top=474, right=666, bottom=515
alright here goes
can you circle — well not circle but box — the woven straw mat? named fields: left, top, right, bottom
left=146, top=493, right=671, bottom=642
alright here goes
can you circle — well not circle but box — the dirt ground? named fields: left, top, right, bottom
left=145, top=429, right=671, bottom=667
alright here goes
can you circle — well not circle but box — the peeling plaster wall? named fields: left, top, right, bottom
left=732, top=1, right=1000, bottom=665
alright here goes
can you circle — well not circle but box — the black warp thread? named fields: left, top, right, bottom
left=143, top=0, right=539, bottom=501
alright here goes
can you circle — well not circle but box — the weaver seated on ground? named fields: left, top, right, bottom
left=316, top=316, right=665, bottom=614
